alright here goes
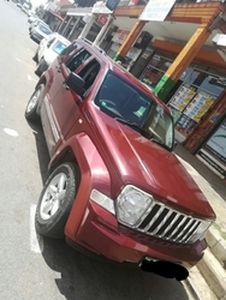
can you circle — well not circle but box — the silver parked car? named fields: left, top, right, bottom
left=29, top=20, right=52, bottom=44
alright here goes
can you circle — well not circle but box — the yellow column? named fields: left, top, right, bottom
left=155, top=23, right=212, bottom=101
left=114, top=20, right=147, bottom=61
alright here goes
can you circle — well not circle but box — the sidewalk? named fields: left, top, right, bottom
left=174, top=144, right=226, bottom=300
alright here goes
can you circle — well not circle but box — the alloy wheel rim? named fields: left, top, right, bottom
left=40, top=172, right=67, bottom=220
left=26, top=89, right=41, bottom=113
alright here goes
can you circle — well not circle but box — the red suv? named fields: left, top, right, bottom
left=25, top=38, right=215, bottom=281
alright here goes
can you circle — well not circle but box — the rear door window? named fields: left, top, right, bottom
left=78, top=59, right=100, bottom=90
left=59, top=41, right=82, bottom=62
left=66, top=49, right=92, bottom=72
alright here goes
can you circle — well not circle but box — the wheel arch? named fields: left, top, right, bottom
left=48, top=146, right=81, bottom=187
left=48, top=133, right=112, bottom=240
left=35, top=75, right=47, bottom=91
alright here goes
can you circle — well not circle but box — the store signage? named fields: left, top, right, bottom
left=129, top=0, right=140, bottom=4
left=106, top=0, right=120, bottom=11
left=197, top=150, right=226, bottom=179
left=183, top=91, right=215, bottom=122
left=127, top=47, right=141, bottom=60
left=92, top=1, right=113, bottom=14
left=97, top=14, right=109, bottom=25
left=112, top=29, right=130, bottom=44
left=206, top=119, right=226, bottom=164
left=139, top=0, right=176, bottom=21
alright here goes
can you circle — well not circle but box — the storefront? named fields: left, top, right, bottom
left=140, top=50, right=225, bottom=143
left=196, top=117, right=226, bottom=179
left=106, top=29, right=153, bottom=70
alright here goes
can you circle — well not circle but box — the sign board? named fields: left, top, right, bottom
left=112, top=29, right=130, bottom=44
left=106, top=0, right=120, bottom=11
left=97, top=14, right=109, bottom=26
left=92, top=1, right=113, bottom=14
left=206, top=119, right=226, bottom=164
left=139, top=0, right=176, bottom=21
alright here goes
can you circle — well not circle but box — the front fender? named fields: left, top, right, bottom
left=49, top=132, right=113, bottom=241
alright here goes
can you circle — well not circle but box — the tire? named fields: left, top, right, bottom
left=25, top=84, right=44, bottom=122
left=33, top=50, right=38, bottom=63
left=35, top=163, right=78, bottom=239
left=35, top=58, right=47, bottom=77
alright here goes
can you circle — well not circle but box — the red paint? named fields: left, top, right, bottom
left=34, top=39, right=215, bottom=269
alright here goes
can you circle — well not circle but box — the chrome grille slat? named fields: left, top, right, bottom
left=181, top=221, right=201, bottom=243
left=136, top=201, right=155, bottom=227
left=136, top=201, right=202, bottom=244
left=144, top=205, right=166, bottom=232
left=173, top=218, right=193, bottom=241
left=151, top=209, right=171, bottom=236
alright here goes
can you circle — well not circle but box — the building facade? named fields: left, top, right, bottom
left=57, top=0, right=226, bottom=180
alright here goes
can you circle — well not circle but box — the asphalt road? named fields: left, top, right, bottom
left=0, top=2, right=193, bottom=300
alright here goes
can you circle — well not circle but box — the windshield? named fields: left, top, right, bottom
left=52, top=41, right=69, bottom=55
left=38, top=24, right=52, bottom=35
left=94, top=71, right=174, bottom=150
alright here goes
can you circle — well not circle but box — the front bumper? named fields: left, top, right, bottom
left=31, top=31, right=45, bottom=43
left=70, top=200, right=206, bottom=266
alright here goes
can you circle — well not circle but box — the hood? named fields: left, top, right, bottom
left=94, top=113, right=215, bottom=219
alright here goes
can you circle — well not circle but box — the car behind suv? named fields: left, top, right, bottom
left=33, top=33, right=71, bottom=76
left=29, top=19, right=52, bottom=43
left=25, top=38, right=215, bottom=281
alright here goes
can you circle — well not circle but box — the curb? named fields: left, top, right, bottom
left=206, top=226, right=226, bottom=268
left=183, top=265, right=217, bottom=300
left=184, top=225, right=226, bottom=300
left=197, top=247, right=226, bottom=300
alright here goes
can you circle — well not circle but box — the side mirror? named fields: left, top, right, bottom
left=64, top=72, right=85, bottom=97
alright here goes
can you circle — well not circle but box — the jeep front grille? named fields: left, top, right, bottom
left=136, top=202, right=201, bottom=244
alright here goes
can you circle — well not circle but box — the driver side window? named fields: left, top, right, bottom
left=66, top=49, right=91, bottom=72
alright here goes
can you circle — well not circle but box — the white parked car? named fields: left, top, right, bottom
left=33, top=33, right=71, bottom=76
left=29, top=20, right=52, bottom=44
left=28, top=11, right=37, bottom=23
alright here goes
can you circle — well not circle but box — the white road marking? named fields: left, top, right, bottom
left=16, top=58, right=22, bottom=62
left=27, top=74, right=37, bottom=82
left=3, top=128, right=19, bottom=137
left=30, top=204, right=44, bottom=253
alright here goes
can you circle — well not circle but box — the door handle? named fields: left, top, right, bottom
left=62, top=82, right=69, bottom=90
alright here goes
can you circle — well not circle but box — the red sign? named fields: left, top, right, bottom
left=97, top=14, right=108, bottom=26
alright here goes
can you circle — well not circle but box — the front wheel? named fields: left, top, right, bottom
left=35, top=59, right=48, bottom=77
left=25, top=84, right=44, bottom=122
left=32, top=50, right=38, bottom=63
left=35, top=163, right=78, bottom=239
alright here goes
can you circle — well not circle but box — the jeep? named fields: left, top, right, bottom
left=25, top=38, right=215, bottom=281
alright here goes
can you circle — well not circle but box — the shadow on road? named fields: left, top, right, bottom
left=40, top=237, right=190, bottom=300
left=28, top=121, right=50, bottom=184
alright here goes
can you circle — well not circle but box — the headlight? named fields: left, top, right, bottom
left=116, top=185, right=153, bottom=226
left=188, top=220, right=213, bottom=243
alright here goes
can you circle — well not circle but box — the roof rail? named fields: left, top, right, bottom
left=80, top=37, right=106, bottom=55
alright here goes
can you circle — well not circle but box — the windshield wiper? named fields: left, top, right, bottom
left=114, top=117, right=151, bottom=138
left=115, top=117, right=170, bottom=151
